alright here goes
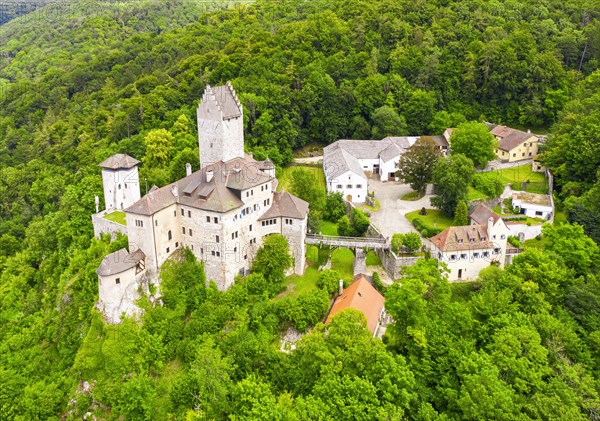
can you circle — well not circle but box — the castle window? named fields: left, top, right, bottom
left=285, top=218, right=292, bottom=225
left=206, top=216, right=210, bottom=222
left=182, top=227, right=186, bottom=234
left=474, top=252, right=481, bottom=258
left=168, top=230, right=172, bottom=241
left=175, top=242, right=179, bottom=247
left=216, top=235, right=220, bottom=243
left=232, top=231, right=238, bottom=239
left=460, top=253, right=467, bottom=259
left=529, top=152, right=532, bottom=156
left=254, top=204, right=258, bottom=211
left=135, top=219, right=144, bottom=227
left=513, top=153, right=516, bottom=157
left=346, top=184, right=352, bottom=188
left=214, top=217, right=218, bottom=223
left=246, top=191, right=249, bottom=197
left=115, top=278, right=120, bottom=284
left=244, top=255, right=247, bottom=260
left=155, top=220, right=158, bottom=227
left=234, top=247, right=237, bottom=252
left=483, top=251, right=490, bottom=257
left=211, top=250, right=215, bottom=256
left=249, top=224, right=252, bottom=232
left=188, top=210, right=191, bottom=218
left=125, top=183, right=127, bottom=189
left=450, top=254, right=456, bottom=261
left=189, top=229, right=192, bottom=236
left=166, top=247, right=170, bottom=253
left=118, top=184, right=121, bottom=190
left=251, top=190, right=254, bottom=196
left=174, top=210, right=176, bottom=217
left=337, top=184, right=342, bottom=189
left=356, top=184, right=362, bottom=189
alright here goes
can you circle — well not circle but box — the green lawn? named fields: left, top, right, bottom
left=405, top=209, right=454, bottom=231
left=365, top=250, right=381, bottom=266
left=277, top=165, right=326, bottom=193
left=279, top=266, right=321, bottom=299
left=467, top=186, right=487, bottom=201
left=320, top=221, right=339, bottom=236
left=401, top=191, right=425, bottom=201
left=331, top=248, right=355, bottom=282
left=479, top=164, right=547, bottom=191
left=103, top=211, right=126, bottom=225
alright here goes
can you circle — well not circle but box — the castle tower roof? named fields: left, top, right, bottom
left=201, top=82, right=242, bottom=120
left=98, top=153, right=140, bottom=170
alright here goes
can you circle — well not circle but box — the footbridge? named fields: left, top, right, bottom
left=305, top=234, right=390, bottom=250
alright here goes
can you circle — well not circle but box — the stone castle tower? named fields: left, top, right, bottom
left=196, top=82, right=244, bottom=167
left=98, top=154, right=141, bottom=211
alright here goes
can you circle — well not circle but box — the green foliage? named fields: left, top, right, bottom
left=431, top=154, right=476, bottom=216
left=472, top=173, right=505, bottom=198
left=453, top=201, right=469, bottom=226
left=392, top=232, right=422, bottom=254
left=289, top=168, right=326, bottom=213
left=160, top=248, right=206, bottom=314
left=395, top=137, right=441, bottom=193
left=449, top=121, right=497, bottom=168
left=143, top=128, right=174, bottom=168
left=371, top=105, right=407, bottom=138
left=316, top=269, right=342, bottom=295
left=251, top=234, right=293, bottom=296
left=279, top=289, right=330, bottom=332
left=323, top=192, right=345, bottom=222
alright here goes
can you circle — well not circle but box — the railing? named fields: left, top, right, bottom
left=305, top=234, right=389, bottom=249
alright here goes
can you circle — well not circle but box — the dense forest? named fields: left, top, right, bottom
left=1, top=0, right=599, bottom=419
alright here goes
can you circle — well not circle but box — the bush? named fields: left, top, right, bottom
left=472, top=174, right=505, bottom=198
left=279, top=289, right=330, bottom=332
left=323, top=192, right=345, bottom=222
left=317, top=269, right=342, bottom=295
left=507, top=235, right=522, bottom=248
left=402, top=232, right=422, bottom=252
left=372, top=272, right=385, bottom=293
left=419, top=207, right=427, bottom=215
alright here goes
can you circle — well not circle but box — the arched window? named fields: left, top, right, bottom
left=168, top=230, right=172, bottom=241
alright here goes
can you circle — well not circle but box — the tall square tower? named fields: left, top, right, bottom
left=197, top=82, right=245, bottom=167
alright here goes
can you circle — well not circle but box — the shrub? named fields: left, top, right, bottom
left=372, top=272, right=385, bottom=293
left=317, top=269, right=342, bottom=295
left=472, top=174, right=504, bottom=198
left=419, top=207, right=427, bottom=215
left=402, top=232, right=422, bottom=252
left=507, top=235, right=522, bottom=248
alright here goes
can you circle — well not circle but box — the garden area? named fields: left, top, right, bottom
left=276, top=165, right=326, bottom=193
left=405, top=208, right=453, bottom=238
left=468, top=164, right=548, bottom=200
left=103, top=210, right=126, bottom=225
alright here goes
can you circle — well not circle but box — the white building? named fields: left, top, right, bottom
left=430, top=204, right=510, bottom=281
left=511, top=191, right=553, bottom=220
left=99, top=154, right=141, bottom=211
left=93, top=82, right=309, bottom=322
left=323, top=137, right=418, bottom=203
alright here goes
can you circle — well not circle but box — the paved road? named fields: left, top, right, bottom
left=366, top=178, right=433, bottom=239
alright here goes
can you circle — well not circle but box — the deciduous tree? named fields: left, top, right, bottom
left=395, top=137, right=441, bottom=193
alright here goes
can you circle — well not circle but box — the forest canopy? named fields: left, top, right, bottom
left=0, top=0, right=600, bottom=419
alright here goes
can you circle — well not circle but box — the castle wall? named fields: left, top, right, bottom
left=92, top=210, right=128, bottom=239
left=98, top=266, right=145, bottom=323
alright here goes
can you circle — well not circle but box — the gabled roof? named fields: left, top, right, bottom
left=98, top=154, right=140, bottom=170
left=323, top=146, right=367, bottom=180
left=490, top=125, right=537, bottom=152
left=469, top=203, right=501, bottom=226
left=96, top=248, right=145, bottom=276
left=421, top=135, right=449, bottom=148
left=258, top=191, right=309, bottom=220
left=201, top=82, right=242, bottom=120
left=326, top=277, right=384, bottom=334
left=379, top=143, right=402, bottom=163
left=126, top=155, right=272, bottom=216
left=430, top=225, right=494, bottom=252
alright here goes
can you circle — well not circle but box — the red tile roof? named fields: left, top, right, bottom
left=326, top=277, right=384, bottom=334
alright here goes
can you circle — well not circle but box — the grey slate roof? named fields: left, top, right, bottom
left=258, top=191, right=309, bottom=220
left=96, top=248, right=145, bottom=276
left=98, top=154, right=140, bottom=170
left=323, top=137, right=416, bottom=180
left=125, top=155, right=273, bottom=216
left=205, top=82, right=243, bottom=120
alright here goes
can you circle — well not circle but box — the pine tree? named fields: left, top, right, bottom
left=454, top=201, right=469, bottom=226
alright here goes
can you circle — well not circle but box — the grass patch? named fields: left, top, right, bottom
left=401, top=190, right=425, bottom=201
left=103, top=210, right=126, bottom=225
left=279, top=266, right=321, bottom=299
left=365, top=250, right=381, bottom=266
left=306, top=245, right=332, bottom=267
left=467, top=186, right=487, bottom=201
left=277, top=165, right=326, bottom=193
left=478, top=164, right=546, bottom=189
left=524, top=236, right=549, bottom=250
left=331, top=248, right=355, bottom=282
left=320, top=220, right=339, bottom=236
left=405, top=209, right=454, bottom=231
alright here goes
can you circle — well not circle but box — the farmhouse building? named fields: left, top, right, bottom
left=323, top=137, right=418, bottom=202
left=511, top=191, right=553, bottom=220
left=491, top=125, right=540, bottom=163
left=430, top=204, right=510, bottom=281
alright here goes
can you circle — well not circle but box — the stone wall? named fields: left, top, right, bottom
left=92, top=211, right=127, bottom=239
left=376, top=248, right=420, bottom=280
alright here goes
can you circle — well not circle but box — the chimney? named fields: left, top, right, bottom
left=488, top=216, right=494, bottom=238
left=527, top=129, right=531, bottom=134
left=186, top=163, right=192, bottom=176
left=339, top=279, right=344, bottom=295
left=206, top=168, right=214, bottom=183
